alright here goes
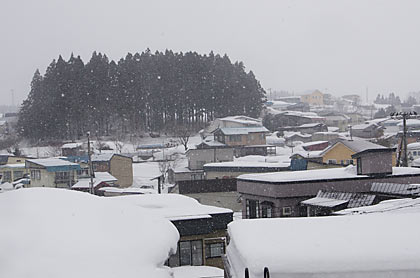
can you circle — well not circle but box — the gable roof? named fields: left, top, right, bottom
left=26, top=158, right=81, bottom=172
left=214, top=127, right=269, bottom=135
left=321, top=139, right=386, bottom=156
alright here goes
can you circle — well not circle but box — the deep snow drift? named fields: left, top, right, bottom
left=0, top=188, right=179, bottom=278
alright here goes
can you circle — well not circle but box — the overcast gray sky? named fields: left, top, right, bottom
left=1, top=0, right=420, bottom=106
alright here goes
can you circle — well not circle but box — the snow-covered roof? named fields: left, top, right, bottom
left=0, top=163, right=26, bottom=169
left=397, top=118, right=420, bottom=127
left=99, top=186, right=157, bottom=194
left=110, top=194, right=232, bottom=221
left=92, top=153, right=115, bottom=161
left=301, top=197, right=349, bottom=208
left=408, top=142, right=420, bottom=150
left=218, top=115, right=262, bottom=125
left=72, top=172, right=118, bottom=189
left=301, top=140, right=328, bottom=147
left=291, top=150, right=323, bottom=159
left=0, top=188, right=179, bottom=278
left=237, top=165, right=420, bottom=183
left=321, top=139, right=386, bottom=155
left=283, top=131, right=312, bottom=139
left=26, top=158, right=81, bottom=172
left=226, top=212, right=420, bottom=277
left=196, top=140, right=227, bottom=148
left=335, top=198, right=420, bottom=215
left=204, top=160, right=290, bottom=169
left=215, top=126, right=269, bottom=135
left=61, top=142, right=83, bottom=149
left=351, top=122, right=380, bottom=130
left=299, top=122, right=324, bottom=128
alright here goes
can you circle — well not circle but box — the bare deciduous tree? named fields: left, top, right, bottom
left=176, top=126, right=191, bottom=151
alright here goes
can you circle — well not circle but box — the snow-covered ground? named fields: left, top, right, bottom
left=172, top=266, right=224, bottom=278
left=0, top=188, right=179, bottom=278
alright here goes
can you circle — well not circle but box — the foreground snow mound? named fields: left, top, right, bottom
left=227, top=214, right=420, bottom=277
left=0, top=188, right=179, bottom=278
left=172, top=266, right=223, bottom=278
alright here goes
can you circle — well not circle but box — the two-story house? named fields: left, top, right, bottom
left=25, top=158, right=81, bottom=188
left=213, top=127, right=272, bottom=157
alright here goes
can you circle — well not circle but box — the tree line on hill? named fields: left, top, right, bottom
left=17, top=50, right=266, bottom=141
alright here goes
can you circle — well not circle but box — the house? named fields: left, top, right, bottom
left=113, top=194, right=233, bottom=269
left=300, top=89, right=324, bottom=106
left=323, top=113, right=350, bottom=131
left=61, top=142, right=85, bottom=156
left=264, top=110, right=325, bottom=130
left=0, top=163, right=28, bottom=183
left=301, top=140, right=329, bottom=151
left=203, top=159, right=290, bottom=180
left=277, top=122, right=328, bottom=134
left=92, top=153, right=133, bottom=188
left=351, top=122, right=384, bottom=138
left=25, top=158, right=81, bottom=188
left=346, top=112, right=366, bottom=125
left=283, top=132, right=312, bottom=145
left=71, top=171, right=118, bottom=195
left=0, top=154, right=30, bottom=165
left=398, top=118, right=420, bottom=131
left=236, top=147, right=420, bottom=219
left=186, top=141, right=234, bottom=170
left=311, top=131, right=340, bottom=142
left=204, top=115, right=262, bottom=135
left=223, top=211, right=420, bottom=278
left=213, top=127, right=269, bottom=147
left=213, top=127, right=273, bottom=157
left=397, top=129, right=420, bottom=146
left=319, top=139, right=390, bottom=166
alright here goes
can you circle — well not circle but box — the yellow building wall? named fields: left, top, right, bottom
left=110, top=155, right=133, bottom=188
left=300, top=91, right=324, bottom=106
left=7, top=156, right=29, bottom=164
left=322, top=143, right=356, bottom=164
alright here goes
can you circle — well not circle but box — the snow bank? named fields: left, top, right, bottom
left=227, top=214, right=420, bottom=277
left=172, top=266, right=224, bottom=278
left=0, top=188, right=179, bottom=278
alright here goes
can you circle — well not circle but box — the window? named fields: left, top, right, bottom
left=357, top=157, right=362, bottom=175
left=13, top=171, right=24, bottom=180
left=55, top=171, right=70, bottom=184
left=414, top=151, right=418, bottom=156
left=327, top=159, right=337, bottom=164
left=261, top=201, right=273, bottom=218
left=179, top=240, right=203, bottom=266
left=31, top=170, right=41, bottom=180
left=2, top=171, right=12, bottom=182
left=246, top=199, right=260, bottom=219
left=283, top=207, right=292, bottom=216
left=205, top=242, right=225, bottom=258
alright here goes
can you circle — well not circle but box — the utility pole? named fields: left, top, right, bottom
left=87, top=132, right=95, bottom=194
left=391, top=111, right=418, bottom=167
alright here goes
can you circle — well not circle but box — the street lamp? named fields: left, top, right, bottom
left=391, top=111, right=418, bottom=167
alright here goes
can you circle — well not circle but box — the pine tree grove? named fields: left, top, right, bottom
left=17, top=50, right=266, bottom=140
